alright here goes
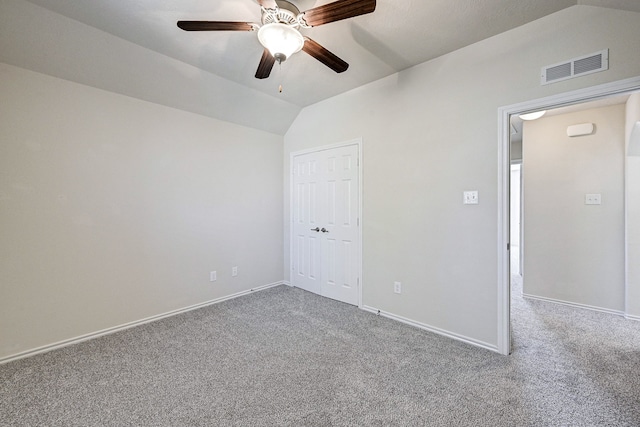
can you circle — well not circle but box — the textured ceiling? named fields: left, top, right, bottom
left=4, top=0, right=640, bottom=134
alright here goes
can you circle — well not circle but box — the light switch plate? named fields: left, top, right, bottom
left=463, top=191, right=479, bottom=205
left=393, top=281, right=402, bottom=294
left=585, top=194, right=601, bottom=205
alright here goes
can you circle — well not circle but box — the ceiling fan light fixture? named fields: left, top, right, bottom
left=257, top=23, right=304, bottom=62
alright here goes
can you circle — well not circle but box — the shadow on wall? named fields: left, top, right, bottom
left=630, top=121, right=640, bottom=155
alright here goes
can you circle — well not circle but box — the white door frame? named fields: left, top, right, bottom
left=497, top=76, right=640, bottom=355
left=289, top=138, right=363, bottom=308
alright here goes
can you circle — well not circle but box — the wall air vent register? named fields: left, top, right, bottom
left=541, top=49, right=609, bottom=85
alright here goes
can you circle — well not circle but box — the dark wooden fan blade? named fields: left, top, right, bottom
left=256, top=0, right=278, bottom=8
left=177, top=21, right=253, bottom=31
left=302, top=0, right=376, bottom=27
left=302, top=38, right=349, bottom=73
left=255, top=49, right=276, bottom=79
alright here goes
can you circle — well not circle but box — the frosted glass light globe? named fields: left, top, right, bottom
left=258, top=23, right=304, bottom=62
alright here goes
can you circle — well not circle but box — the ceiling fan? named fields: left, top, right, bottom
left=177, top=0, right=376, bottom=79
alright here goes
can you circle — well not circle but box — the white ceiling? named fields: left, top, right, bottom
left=7, top=0, right=640, bottom=134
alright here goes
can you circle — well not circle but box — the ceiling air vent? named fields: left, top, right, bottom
left=541, top=49, right=608, bottom=85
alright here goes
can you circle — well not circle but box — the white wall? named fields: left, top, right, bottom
left=284, top=6, right=640, bottom=348
left=522, top=105, right=625, bottom=312
left=626, top=93, right=640, bottom=318
left=0, top=63, right=284, bottom=360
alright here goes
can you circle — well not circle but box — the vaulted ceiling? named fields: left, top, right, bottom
left=3, top=0, right=640, bottom=134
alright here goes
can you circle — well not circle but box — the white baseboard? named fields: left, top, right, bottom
left=0, top=281, right=285, bottom=365
left=625, top=313, right=640, bottom=321
left=361, top=305, right=498, bottom=353
left=522, top=293, right=625, bottom=316
left=282, top=280, right=293, bottom=287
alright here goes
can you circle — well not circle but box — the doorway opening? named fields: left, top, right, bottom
left=498, top=76, right=640, bottom=355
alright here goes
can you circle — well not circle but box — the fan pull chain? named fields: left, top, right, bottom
left=278, top=60, right=283, bottom=94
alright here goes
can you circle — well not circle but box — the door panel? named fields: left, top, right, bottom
left=292, top=144, right=360, bottom=305
left=307, top=236, right=318, bottom=279
left=342, top=179, right=352, bottom=226
left=292, top=156, right=322, bottom=294
left=327, top=181, right=336, bottom=225
left=321, top=145, right=359, bottom=305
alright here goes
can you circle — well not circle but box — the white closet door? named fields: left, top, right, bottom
left=292, top=144, right=360, bottom=305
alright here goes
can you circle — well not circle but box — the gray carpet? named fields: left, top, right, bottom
left=1, top=281, right=639, bottom=426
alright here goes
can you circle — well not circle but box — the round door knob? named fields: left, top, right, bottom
left=321, top=228, right=329, bottom=233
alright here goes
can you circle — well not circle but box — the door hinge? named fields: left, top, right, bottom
left=507, top=243, right=510, bottom=251
left=357, top=217, right=359, bottom=226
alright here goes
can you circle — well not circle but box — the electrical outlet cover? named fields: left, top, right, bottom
left=394, top=281, right=402, bottom=294
left=463, top=191, right=479, bottom=205
left=585, top=194, right=601, bottom=205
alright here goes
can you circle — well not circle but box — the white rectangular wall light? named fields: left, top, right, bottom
left=567, top=123, right=595, bottom=137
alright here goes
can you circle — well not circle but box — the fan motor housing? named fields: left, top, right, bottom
left=262, top=0, right=300, bottom=26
